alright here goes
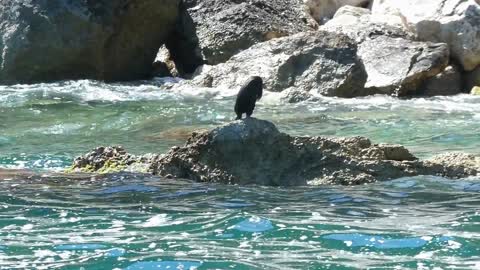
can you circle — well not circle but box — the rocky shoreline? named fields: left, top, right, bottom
left=1, top=0, right=478, bottom=97
left=69, top=118, right=480, bottom=186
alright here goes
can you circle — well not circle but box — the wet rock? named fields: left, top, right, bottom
left=189, top=31, right=368, bottom=98
left=425, top=153, right=480, bottom=178
left=0, top=0, right=180, bottom=84
left=70, top=146, right=158, bottom=174
left=71, top=119, right=480, bottom=186
left=322, top=6, right=450, bottom=96
left=305, top=0, right=372, bottom=24
left=166, top=0, right=314, bottom=73
left=372, top=0, right=480, bottom=71
left=422, top=65, right=463, bottom=96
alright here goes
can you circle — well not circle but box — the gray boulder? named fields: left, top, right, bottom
left=0, top=0, right=180, bottom=84
left=71, top=118, right=480, bottom=186
left=322, top=6, right=450, bottom=96
left=189, top=31, right=368, bottom=98
left=165, top=0, right=314, bottom=73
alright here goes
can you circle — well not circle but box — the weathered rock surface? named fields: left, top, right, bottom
left=70, top=118, right=480, bottom=186
left=70, top=146, right=159, bottom=174
left=0, top=0, right=180, bottom=84
left=305, top=0, right=372, bottom=24
left=323, top=6, right=450, bottom=96
left=188, top=31, right=367, bottom=99
left=422, top=65, right=463, bottom=96
left=372, top=0, right=480, bottom=71
left=166, top=0, right=314, bottom=74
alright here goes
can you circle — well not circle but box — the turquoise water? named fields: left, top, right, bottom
left=1, top=79, right=480, bottom=269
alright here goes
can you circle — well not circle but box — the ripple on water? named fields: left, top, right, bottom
left=54, top=244, right=107, bottom=251
left=124, top=261, right=202, bottom=270
left=233, top=216, right=274, bottom=232
left=323, top=233, right=428, bottom=249
left=213, top=199, right=255, bottom=209
left=96, top=184, right=159, bottom=195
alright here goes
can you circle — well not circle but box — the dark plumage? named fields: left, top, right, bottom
left=234, top=76, right=263, bottom=119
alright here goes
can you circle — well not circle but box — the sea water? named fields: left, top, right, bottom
left=0, top=79, right=479, bottom=269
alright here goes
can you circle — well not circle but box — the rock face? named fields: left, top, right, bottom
left=189, top=31, right=367, bottom=98
left=323, top=6, right=450, bottom=96
left=372, top=0, right=480, bottom=71
left=305, top=0, right=372, bottom=24
left=0, top=0, right=180, bottom=84
left=71, top=118, right=480, bottom=186
left=422, top=65, right=463, bottom=96
left=166, top=0, right=313, bottom=74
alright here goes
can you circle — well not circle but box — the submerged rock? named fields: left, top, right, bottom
left=0, top=0, right=180, bottom=84
left=166, top=0, right=314, bottom=73
left=188, top=31, right=367, bottom=99
left=323, top=6, right=450, bottom=96
left=70, top=119, right=479, bottom=186
left=372, top=0, right=480, bottom=71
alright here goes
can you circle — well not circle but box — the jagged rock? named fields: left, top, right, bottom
left=0, top=0, right=180, bottom=84
left=305, top=0, right=372, bottom=24
left=188, top=31, right=367, bottom=98
left=322, top=6, right=450, bottom=96
left=166, top=0, right=314, bottom=74
left=71, top=119, right=480, bottom=186
left=372, top=0, right=480, bottom=71
left=422, top=65, right=463, bottom=96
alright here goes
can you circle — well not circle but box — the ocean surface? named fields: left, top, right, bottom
left=0, top=79, right=479, bottom=269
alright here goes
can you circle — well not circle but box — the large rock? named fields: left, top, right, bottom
left=372, top=0, right=480, bottom=71
left=166, top=0, right=314, bottom=74
left=323, top=6, right=450, bottom=96
left=305, top=0, right=372, bottom=24
left=70, top=118, right=480, bottom=186
left=0, top=0, right=180, bottom=84
left=188, top=31, right=368, bottom=99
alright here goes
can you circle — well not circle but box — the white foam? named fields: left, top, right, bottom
left=142, top=214, right=170, bottom=227
left=2, top=78, right=480, bottom=116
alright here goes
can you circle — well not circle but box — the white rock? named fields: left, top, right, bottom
left=372, top=0, right=480, bottom=71
left=304, top=0, right=372, bottom=24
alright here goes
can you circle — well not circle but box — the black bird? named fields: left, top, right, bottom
left=234, top=76, right=263, bottom=119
